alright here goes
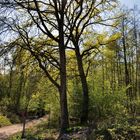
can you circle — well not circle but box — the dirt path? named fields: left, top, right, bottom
left=0, top=116, right=48, bottom=140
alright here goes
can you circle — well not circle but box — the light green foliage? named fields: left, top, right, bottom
left=0, top=0, right=139, bottom=139
left=89, top=85, right=128, bottom=119
left=0, top=114, right=11, bottom=127
left=69, top=80, right=82, bottom=119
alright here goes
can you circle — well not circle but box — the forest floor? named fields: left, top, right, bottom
left=0, top=115, right=140, bottom=140
left=0, top=115, right=48, bottom=140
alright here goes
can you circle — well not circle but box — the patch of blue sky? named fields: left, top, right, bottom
left=120, top=0, right=140, bottom=8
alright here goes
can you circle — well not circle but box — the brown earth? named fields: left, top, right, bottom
left=0, top=115, right=48, bottom=140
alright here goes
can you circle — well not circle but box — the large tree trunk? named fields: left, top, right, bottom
left=58, top=3, right=69, bottom=133
left=75, top=46, right=89, bottom=124
left=59, top=47, right=69, bottom=133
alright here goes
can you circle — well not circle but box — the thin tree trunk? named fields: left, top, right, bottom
left=21, top=110, right=27, bottom=139
left=102, top=55, right=105, bottom=95
left=15, top=69, right=24, bottom=113
left=133, top=13, right=139, bottom=99
left=122, top=18, right=132, bottom=111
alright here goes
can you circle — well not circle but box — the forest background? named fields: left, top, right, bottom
left=0, top=0, right=139, bottom=139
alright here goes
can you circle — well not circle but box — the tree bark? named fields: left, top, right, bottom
left=21, top=110, right=27, bottom=139
left=122, top=17, right=133, bottom=112
left=75, top=45, right=89, bottom=124
left=58, top=2, right=69, bottom=133
left=59, top=46, right=69, bottom=133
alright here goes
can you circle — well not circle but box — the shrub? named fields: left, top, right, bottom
left=0, top=114, right=11, bottom=127
left=7, top=113, right=20, bottom=123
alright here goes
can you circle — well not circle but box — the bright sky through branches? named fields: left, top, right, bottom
left=120, top=0, right=140, bottom=8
